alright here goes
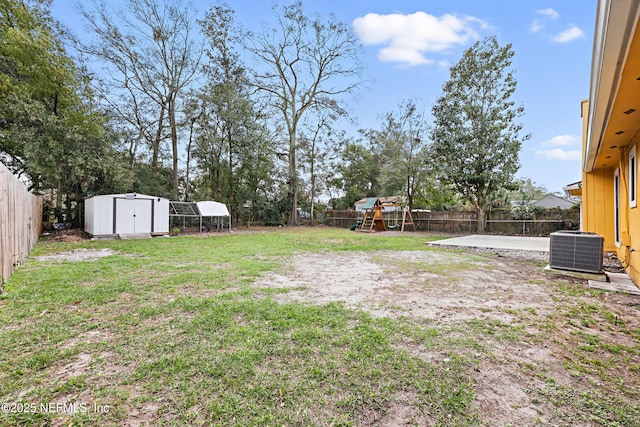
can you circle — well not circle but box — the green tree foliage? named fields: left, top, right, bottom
left=0, top=0, right=75, bottom=175
left=333, top=140, right=380, bottom=209
left=194, top=4, right=277, bottom=223
left=508, top=178, right=551, bottom=205
left=365, top=99, right=430, bottom=210
left=333, top=100, right=453, bottom=211
left=0, top=0, right=129, bottom=225
left=245, top=0, right=364, bottom=225
left=430, top=36, right=530, bottom=233
left=413, top=176, right=459, bottom=211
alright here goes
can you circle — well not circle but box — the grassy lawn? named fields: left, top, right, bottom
left=0, top=227, right=639, bottom=426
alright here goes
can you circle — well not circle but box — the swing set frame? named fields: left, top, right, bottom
left=357, top=199, right=416, bottom=232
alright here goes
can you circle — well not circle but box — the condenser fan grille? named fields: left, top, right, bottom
left=549, top=231, right=603, bottom=274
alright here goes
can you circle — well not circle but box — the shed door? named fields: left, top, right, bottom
left=114, top=198, right=153, bottom=234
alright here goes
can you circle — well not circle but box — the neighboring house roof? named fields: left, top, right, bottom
left=355, top=196, right=400, bottom=205
left=563, top=181, right=582, bottom=200
left=354, top=196, right=404, bottom=212
left=533, top=195, right=575, bottom=210
left=379, top=196, right=400, bottom=205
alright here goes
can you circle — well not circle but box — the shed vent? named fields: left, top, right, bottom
left=549, top=231, right=603, bottom=274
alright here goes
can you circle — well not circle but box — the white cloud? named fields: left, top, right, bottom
left=536, top=8, right=559, bottom=20
left=530, top=19, right=544, bottom=33
left=352, top=12, right=485, bottom=67
left=437, top=60, right=452, bottom=70
left=541, top=134, right=579, bottom=147
left=535, top=149, right=581, bottom=161
left=552, top=25, right=585, bottom=43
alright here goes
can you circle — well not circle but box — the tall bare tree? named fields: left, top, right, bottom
left=78, top=0, right=203, bottom=199
left=298, top=110, right=343, bottom=224
left=245, top=0, right=364, bottom=225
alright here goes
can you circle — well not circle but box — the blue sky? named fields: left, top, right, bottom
left=51, top=0, right=597, bottom=194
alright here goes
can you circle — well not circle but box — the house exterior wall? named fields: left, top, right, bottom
left=581, top=167, right=615, bottom=251
left=581, top=100, right=614, bottom=248
left=580, top=0, right=640, bottom=287
left=619, top=142, right=640, bottom=285
left=582, top=106, right=640, bottom=283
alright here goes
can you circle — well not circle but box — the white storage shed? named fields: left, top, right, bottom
left=85, top=193, right=169, bottom=238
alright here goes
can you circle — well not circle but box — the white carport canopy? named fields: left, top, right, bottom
left=196, top=201, right=230, bottom=217
left=169, top=201, right=231, bottom=232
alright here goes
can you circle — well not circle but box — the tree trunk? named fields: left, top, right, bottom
left=185, top=119, right=195, bottom=201
left=64, top=193, right=72, bottom=223
left=310, top=175, right=316, bottom=226
left=55, top=180, right=62, bottom=211
left=288, top=132, right=298, bottom=226
left=407, top=175, right=413, bottom=212
left=228, top=128, right=234, bottom=219
left=309, top=144, right=316, bottom=225
left=152, top=104, right=166, bottom=169
left=476, top=205, right=487, bottom=234
left=169, top=96, right=179, bottom=200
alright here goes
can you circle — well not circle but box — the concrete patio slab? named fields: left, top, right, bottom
left=589, top=273, right=640, bottom=295
left=544, top=265, right=607, bottom=282
left=428, top=234, right=550, bottom=252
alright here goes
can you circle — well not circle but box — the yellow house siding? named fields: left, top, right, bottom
left=622, top=144, right=640, bottom=284
left=581, top=1, right=640, bottom=287
left=582, top=168, right=616, bottom=251
left=581, top=99, right=636, bottom=258
left=627, top=223, right=640, bottom=285
left=584, top=145, right=640, bottom=284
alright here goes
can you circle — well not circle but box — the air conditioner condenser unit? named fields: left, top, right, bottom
left=549, top=231, right=604, bottom=274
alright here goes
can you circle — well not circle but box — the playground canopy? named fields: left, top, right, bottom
left=355, top=196, right=401, bottom=213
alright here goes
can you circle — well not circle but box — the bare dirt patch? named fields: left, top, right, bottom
left=33, top=248, right=118, bottom=262
left=256, top=249, right=640, bottom=426
left=39, top=228, right=89, bottom=243
left=55, top=353, right=93, bottom=381
left=257, top=250, right=549, bottom=322
left=60, top=329, right=115, bottom=350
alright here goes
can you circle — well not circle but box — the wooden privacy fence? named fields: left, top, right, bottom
left=0, top=162, right=43, bottom=286
left=324, top=208, right=580, bottom=236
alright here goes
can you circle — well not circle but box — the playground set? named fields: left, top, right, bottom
left=351, top=197, right=416, bottom=232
